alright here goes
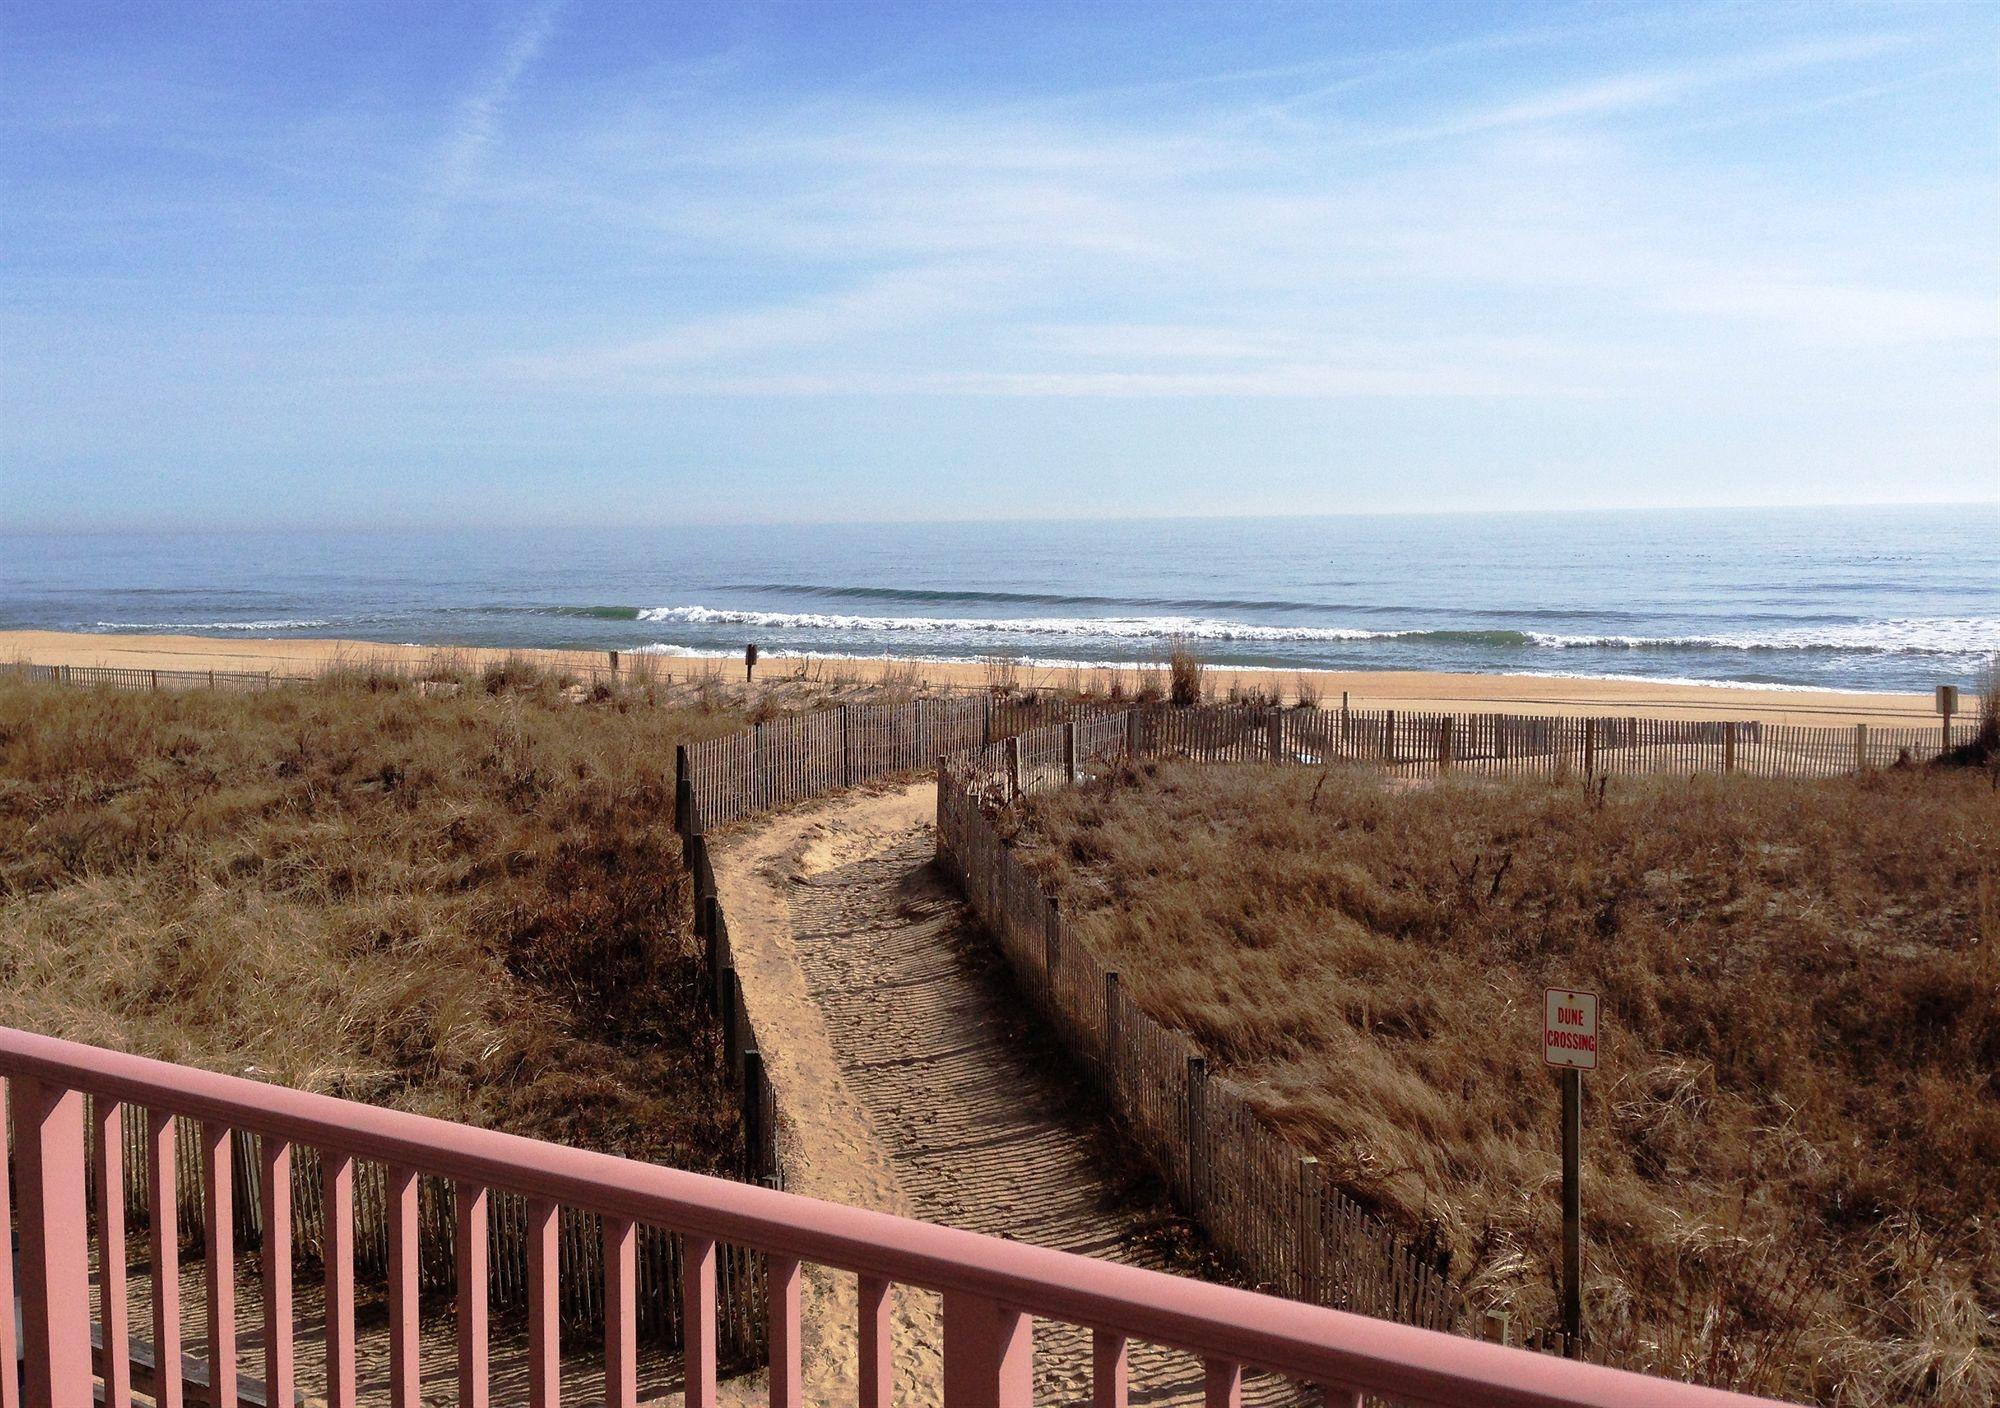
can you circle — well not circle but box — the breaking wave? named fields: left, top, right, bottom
left=620, top=605, right=1997, bottom=656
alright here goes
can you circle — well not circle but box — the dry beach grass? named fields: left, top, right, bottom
left=1003, top=759, right=2000, bottom=1405
left=0, top=663, right=750, bottom=1171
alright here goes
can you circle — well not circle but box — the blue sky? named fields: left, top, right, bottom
left=2, top=0, right=1996, bottom=528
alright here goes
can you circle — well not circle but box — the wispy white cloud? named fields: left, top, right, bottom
left=399, top=0, right=567, bottom=273
left=606, top=364, right=1603, bottom=400
left=479, top=17, right=1991, bottom=401
left=1662, top=280, right=1996, bottom=349
left=508, top=265, right=1007, bottom=376
left=1401, top=31, right=1918, bottom=140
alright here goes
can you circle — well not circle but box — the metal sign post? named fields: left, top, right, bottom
left=1543, top=987, right=1599, bottom=1357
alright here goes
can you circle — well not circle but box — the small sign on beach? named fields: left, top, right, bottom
left=1543, top=987, right=1599, bottom=1070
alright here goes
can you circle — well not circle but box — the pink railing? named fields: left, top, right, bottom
left=2, top=1027, right=1789, bottom=1408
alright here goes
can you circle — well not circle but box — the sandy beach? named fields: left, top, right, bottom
left=0, top=629, right=1946, bottom=726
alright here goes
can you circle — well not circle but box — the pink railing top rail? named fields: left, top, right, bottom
left=0, top=1026, right=1789, bottom=1408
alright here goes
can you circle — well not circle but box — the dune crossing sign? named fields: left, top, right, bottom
left=1543, top=987, right=1599, bottom=1070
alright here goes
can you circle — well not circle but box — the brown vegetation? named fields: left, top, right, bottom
left=1167, top=638, right=1205, bottom=707
left=1003, top=759, right=2000, bottom=1405
left=0, top=667, right=751, bottom=1171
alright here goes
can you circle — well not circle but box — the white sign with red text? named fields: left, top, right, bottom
left=1543, top=988, right=1599, bottom=1070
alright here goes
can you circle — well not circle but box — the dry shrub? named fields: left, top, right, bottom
left=0, top=676, right=751, bottom=1171
left=1005, top=760, right=2000, bottom=1404
left=1225, top=679, right=1279, bottom=708
left=1292, top=674, right=1322, bottom=709
left=1167, top=638, right=1204, bottom=707
left=982, top=656, right=1022, bottom=696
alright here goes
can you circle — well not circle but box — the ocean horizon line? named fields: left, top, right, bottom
left=4, top=497, right=1996, bottom=538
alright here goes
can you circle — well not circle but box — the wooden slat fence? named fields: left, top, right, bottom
left=936, top=744, right=1461, bottom=1331
left=676, top=695, right=1116, bottom=834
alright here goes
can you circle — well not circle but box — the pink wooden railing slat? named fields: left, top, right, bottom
left=262, top=1138, right=295, bottom=1408
left=941, top=1292, right=1032, bottom=1408
left=0, top=1079, right=17, bottom=1408
left=1093, top=1329, right=1128, bottom=1408
left=93, top=1100, right=132, bottom=1408
left=768, top=1255, right=801, bottom=1408
left=605, top=1214, right=638, bottom=1408
left=527, top=1197, right=560, bottom=1408
left=1204, top=1358, right=1243, bottom=1408
left=200, top=1122, right=237, bottom=1408
left=324, top=1152, right=357, bottom=1408
left=15, top=1079, right=94, bottom=1408
left=858, top=1274, right=892, bottom=1408
left=456, top=1181, right=490, bottom=1408
left=683, top=1235, right=718, bottom=1408
left=146, top=1110, right=183, bottom=1408
left=389, top=1165, right=421, bottom=1408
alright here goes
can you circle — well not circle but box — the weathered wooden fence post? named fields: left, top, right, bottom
left=1266, top=708, right=1283, bottom=764
left=1186, top=1056, right=1208, bottom=1209
left=1853, top=722, right=1868, bottom=772
left=1005, top=735, right=1021, bottom=803
left=1724, top=721, right=1737, bottom=772
left=1063, top=722, right=1078, bottom=783
left=752, top=722, right=765, bottom=812
left=840, top=706, right=852, bottom=788
left=675, top=744, right=692, bottom=835
left=719, top=965, right=738, bottom=1074
left=1103, top=971, right=1122, bottom=1072
left=1583, top=719, right=1597, bottom=779
left=1298, top=1155, right=1322, bottom=1305
left=1383, top=709, right=1396, bottom=763
left=1437, top=717, right=1453, bottom=774
left=1124, top=708, right=1139, bottom=759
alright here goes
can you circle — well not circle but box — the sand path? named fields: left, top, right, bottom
left=709, top=783, right=1293, bottom=1407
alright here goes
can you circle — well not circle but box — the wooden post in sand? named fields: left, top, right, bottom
left=1185, top=1056, right=1208, bottom=1208
left=1583, top=719, right=1597, bottom=779
left=1103, top=971, right=1122, bottom=1068
left=1854, top=723, right=1868, bottom=773
left=675, top=745, right=691, bottom=835
left=840, top=706, right=852, bottom=787
left=1266, top=708, right=1283, bottom=764
left=1005, top=735, right=1021, bottom=803
left=1297, top=1157, right=1323, bottom=1305
left=1063, top=722, right=1078, bottom=783
left=1723, top=722, right=1737, bottom=772
left=1437, top=717, right=1453, bottom=774
left=1383, top=710, right=1396, bottom=764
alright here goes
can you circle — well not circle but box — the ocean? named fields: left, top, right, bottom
left=3, top=505, right=1995, bottom=693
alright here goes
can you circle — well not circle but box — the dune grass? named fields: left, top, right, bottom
left=1003, top=759, right=2000, bottom=1405
left=0, top=668, right=751, bottom=1172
